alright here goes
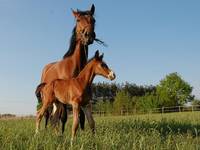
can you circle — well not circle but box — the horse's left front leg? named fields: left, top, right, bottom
left=71, top=103, right=80, bottom=144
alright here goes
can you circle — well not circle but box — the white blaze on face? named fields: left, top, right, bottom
left=52, top=103, right=57, bottom=115
left=108, top=70, right=115, bottom=80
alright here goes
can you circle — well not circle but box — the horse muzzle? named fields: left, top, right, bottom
left=86, top=32, right=96, bottom=45
left=108, top=71, right=116, bottom=81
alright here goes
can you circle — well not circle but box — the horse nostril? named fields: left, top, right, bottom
left=85, top=32, right=89, bottom=37
left=108, top=71, right=116, bottom=80
left=82, top=29, right=85, bottom=33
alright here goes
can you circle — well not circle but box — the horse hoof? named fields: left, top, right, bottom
left=70, top=138, right=74, bottom=147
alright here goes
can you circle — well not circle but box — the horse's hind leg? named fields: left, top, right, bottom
left=79, top=108, right=85, bottom=130
left=61, top=104, right=68, bottom=134
left=50, top=102, right=60, bottom=128
left=44, top=110, right=50, bottom=129
left=36, top=103, right=49, bottom=134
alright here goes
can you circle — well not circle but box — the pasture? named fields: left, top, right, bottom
left=0, top=112, right=200, bottom=150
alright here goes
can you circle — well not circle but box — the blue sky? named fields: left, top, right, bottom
left=0, top=0, right=200, bottom=115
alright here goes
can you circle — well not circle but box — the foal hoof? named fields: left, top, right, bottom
left=70, top=138, right=74, bottom=147
left=34, top=132, right=38, bottom=137
left=34, top=129, right=39, bottom=136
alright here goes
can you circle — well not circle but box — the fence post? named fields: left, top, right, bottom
left=162, top=107, right=164, bottom=114
left=179, top=106, right=181, bottom=112
left=192, top=106, right=193, bottom=112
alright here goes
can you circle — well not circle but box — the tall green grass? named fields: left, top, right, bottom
left=0, top=112, right=200, bottom=150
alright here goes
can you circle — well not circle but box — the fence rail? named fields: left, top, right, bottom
left=92, top=105, right=200, bottom=116
left=1, top=105, right=200, bottom=119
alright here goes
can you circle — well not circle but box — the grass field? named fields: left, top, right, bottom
left=0, top=112, right=200, bottom=150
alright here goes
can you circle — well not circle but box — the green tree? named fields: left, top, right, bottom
left=191, top=99, right=200, bottom=105
left=113, top=90, right=131, bottom=114
left=95, top=100, right=113, bottom=114
left=136, top=93, right=159, bottom=112
left=156, top=72, right=193, bottom=106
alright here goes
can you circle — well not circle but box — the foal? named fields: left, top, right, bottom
left=36, top=50, right=115, bottom=141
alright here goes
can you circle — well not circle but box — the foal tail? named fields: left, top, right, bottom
left=35, top=83, right=46, bottom=110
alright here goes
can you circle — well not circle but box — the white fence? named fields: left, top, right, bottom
left=92, top=105, right=200, bottom=116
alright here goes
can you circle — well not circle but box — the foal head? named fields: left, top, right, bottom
left=72, top=4, right=96, bottom=45
left=92, top=51, right=116, bottom=81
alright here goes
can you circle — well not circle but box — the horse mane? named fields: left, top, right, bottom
left=63, top=9, right=94, bottom=59
left=63, top=27, right=77, bottom=59
left=62, top=26, right=88, bottom=69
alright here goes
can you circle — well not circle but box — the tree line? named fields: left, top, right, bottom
left=92, top=72, right=196, bottom=114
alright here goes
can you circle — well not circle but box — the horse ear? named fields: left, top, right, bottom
left=95, top=50, right=99, bottom=58
left=99, top=53, right=104, bottom=60
left=90, top=4, right=95, bottom=15
left=72, top=9, right=79, bottom=18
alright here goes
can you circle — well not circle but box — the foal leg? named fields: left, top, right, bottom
left=45, top=104, right=54, bottom=129
left=35, top=103, right=49, bottom=134
left=71, top=103, right=80, bottom=145
left=84, top=103, right=95, bottom=133
left=50, top=103, right=60, bottom=134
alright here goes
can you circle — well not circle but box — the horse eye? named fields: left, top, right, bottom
left=101, top=63, right=108, bottom=69
left=77, top=19, right=80, bottom=22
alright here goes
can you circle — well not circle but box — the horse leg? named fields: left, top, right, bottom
left=71, top=103, right=80, bottom=145
left=44, top=110, right=50, bottom=129
left=61, top=104, right=68, bottom=134
left=84, top=103, right=95, bottom=133
left=50, top=102, right=59, bottom=130
left=79, top=108, right=85, bottom=130
left=35, top=103, right=49, bottom=134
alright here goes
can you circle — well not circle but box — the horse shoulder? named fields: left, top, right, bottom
left=69, top=79, right=84, bottom=102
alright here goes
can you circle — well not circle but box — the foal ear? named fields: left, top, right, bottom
left=90, top=4, right=95, bottom=15
left=99, top=53, right=104, bottom=60
left=72, top=9, right=80, bottom=18
left=94, top=50, right=99, bottom=58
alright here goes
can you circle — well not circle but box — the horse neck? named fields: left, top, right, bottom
left=65, top=40, right=88, bottom=73
left=76, top=62, right=95, bottom=90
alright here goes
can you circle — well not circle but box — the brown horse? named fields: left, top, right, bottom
left=35, top=4, right=96, bottom=133
left=36, top=51, right=116, bottom=143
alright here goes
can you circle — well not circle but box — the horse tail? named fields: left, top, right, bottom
left=35, top=83, right=46, bottom=110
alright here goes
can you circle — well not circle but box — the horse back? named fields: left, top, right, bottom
left=41, top=58, right=75, bottom=83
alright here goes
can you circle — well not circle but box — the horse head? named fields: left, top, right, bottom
left=72, top=4, right=96, bottom=45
